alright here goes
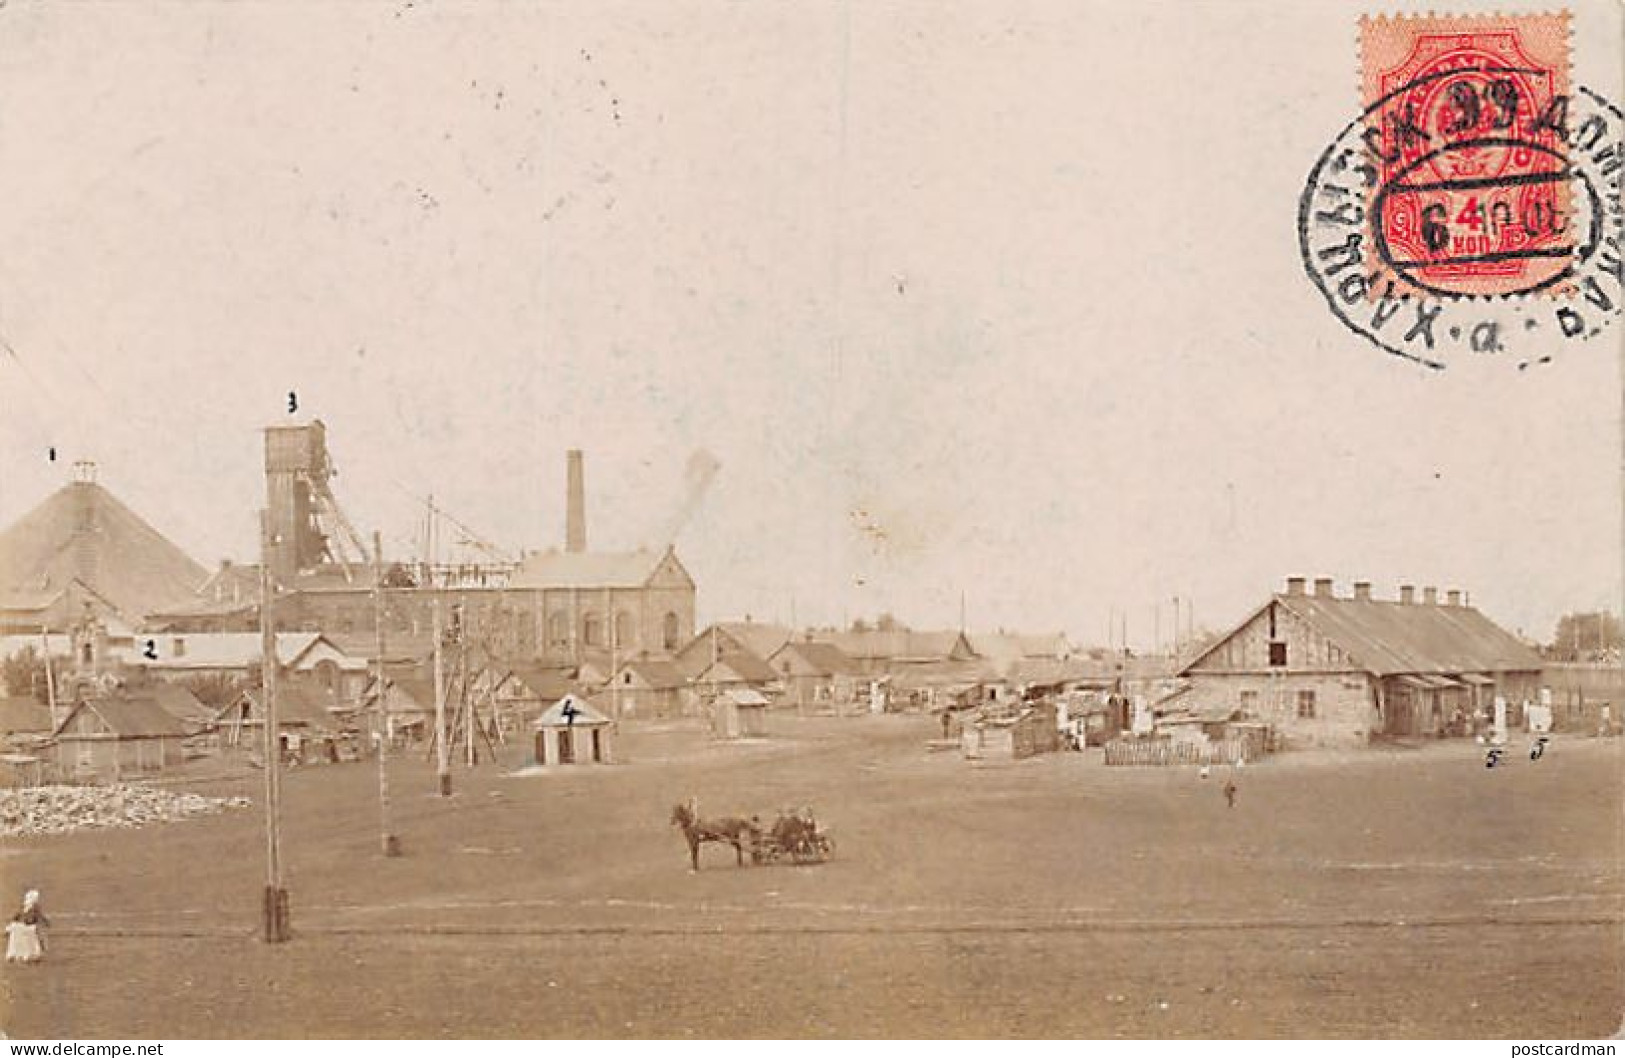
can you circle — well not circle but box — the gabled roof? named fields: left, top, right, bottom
left=710, top=622, right=794, bottom=660
left=533, top=693, right=612, bottom=727
left=770, top=640, right=863, bottom=677
left=614, top=658, right=689, bottom=690
left=0, top=480, right=209, bottom=623
left=967, top=632, right=1073, bottom=663
left=812, top=629, right=974, bottom=662
left=510, top=547, right=690, bottom=590
left=127, top=632, right=328, bottom=671
left=723, top=687, right=770, bottom=707
left=500, top=664, right=579, bottom=702
left=141, top=681, right=214, bottom=725
left=224, top=685, right=340, bottom=729
left=1181, top=593, right=1543, bottom=678
left=56, top=694, right=189, bottom=739
left=697, top=652, right=779, bottom=685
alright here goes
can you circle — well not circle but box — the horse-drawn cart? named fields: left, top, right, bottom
left=750, top=813, right=834, bottom=865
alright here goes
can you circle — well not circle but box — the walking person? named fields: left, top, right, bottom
left=6, top=890, right=48, bottom=964
left=1223, top=779, right=1238, bottom=809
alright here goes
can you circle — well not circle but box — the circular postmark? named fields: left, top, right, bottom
left=1300, top=72, right=1623, bottom=370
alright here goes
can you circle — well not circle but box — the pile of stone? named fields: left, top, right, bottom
left=0, top=785, right=251, bottom=837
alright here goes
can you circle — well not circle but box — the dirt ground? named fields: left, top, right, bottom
left=1, top=715, right=1620, bottom=1038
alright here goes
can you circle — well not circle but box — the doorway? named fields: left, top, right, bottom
left=558, top=728, right=575, bottom=764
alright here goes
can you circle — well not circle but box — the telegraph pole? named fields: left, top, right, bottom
left=373, top=531, right=401, bottom=856
left=433, top=595, right=451, bottom=796
left=259, top=512, right=290, bottom=942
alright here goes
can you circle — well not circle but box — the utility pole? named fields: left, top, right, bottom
left=461, top=614, right=474, bottom=768
left=39, top=626, right=58, bottom=731
left=373, top=531, right=401, bottom=856
left=433, top=595, right=451, bottom=796
left=259, top=512, right=290, bottom=942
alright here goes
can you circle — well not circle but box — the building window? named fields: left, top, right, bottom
left=662, top=612, right=680, bottom=651
left=583, top=613, right=603, bottom=648
left=1268, top=641, right=1288, bottom=667
left=615, top=612, right=635, bottom=649
left=547, top=613, right=568, bottom=647
left=172, top=638, right=187, bottom=657
left=1296, top=689, right=1317, bottom=718
left=1240, top=689, right=1258, bottom=713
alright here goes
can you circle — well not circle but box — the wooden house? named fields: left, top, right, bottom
left=767, top=640, right=864, bottom=712
left=604, top=657, right=689, bottom=719
left=50, top=693, right=189, bottom=780
left=216, top=685, right=344, bottom=761
left=1178, top=578, right=1544, bottom=749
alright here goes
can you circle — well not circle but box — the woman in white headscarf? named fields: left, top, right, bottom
left=6, top=890, right=47, bottom=963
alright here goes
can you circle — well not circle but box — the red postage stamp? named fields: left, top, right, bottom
left=1360, top=13, right=1573, bottom=297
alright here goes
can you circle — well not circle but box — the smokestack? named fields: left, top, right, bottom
left=1423, top=586, right=1438, bottom=605
left=1446, top=589, right=1461, bottom=606
left=1353, top=581, right=1372, bottom=601
left=1399, top=584, right=1415, bottom=604
left=1314, top=577, right=1334, bottom=598
left=565, top=450, right=586, bottom=553
left=1285, top=576, right=1307, bottom=596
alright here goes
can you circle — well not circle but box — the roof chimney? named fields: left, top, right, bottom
left=1353, top=581, right=1372, bottom=601
left=1314, top=577, right=1334, bottom=598
left=1423, top=586, right=1438, bottom=605
left=1446, top=589, right=1461, bottom=606
left=1399, top=584, right=1415, bottom=604
left=565, top=450, right=586, bottom=553
left=1285, top=576, right=1307, bottom=596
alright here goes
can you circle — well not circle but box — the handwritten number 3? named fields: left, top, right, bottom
left=288, top=392, right=298, bottom=414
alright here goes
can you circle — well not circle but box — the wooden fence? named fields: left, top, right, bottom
left=1104, top=737, right=1255, bottom=766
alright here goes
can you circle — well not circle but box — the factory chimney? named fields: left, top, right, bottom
left=566, top=450, right=587, bottom=553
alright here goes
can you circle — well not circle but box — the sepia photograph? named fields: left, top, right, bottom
left=0, top=0, right=1621, bottom=1041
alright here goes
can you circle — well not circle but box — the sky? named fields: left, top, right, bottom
left=0, top=0, right=1620, bottom=648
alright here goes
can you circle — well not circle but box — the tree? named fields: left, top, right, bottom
left=1549, top=611, right=1622, bottom=661
left=875, top=612, right=903, bottom=632
left=0, top=646, right=62, bottom=702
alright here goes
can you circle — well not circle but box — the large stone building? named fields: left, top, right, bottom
left=1178, top=577, right=1543, bottom=748
left=242, top=427, right=697, bottom=667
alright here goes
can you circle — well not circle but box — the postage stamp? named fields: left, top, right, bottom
left=1299, top=11, right=1623, bottom=370
left=1361, top=14, right=1572, bottom=298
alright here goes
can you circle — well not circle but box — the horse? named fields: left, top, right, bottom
left=670, top=799, right=759, bottom=871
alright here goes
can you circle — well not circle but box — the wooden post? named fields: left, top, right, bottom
left=433, top=596, right=451, bottom=796
left=374, top=532, right=401, bottom=857
left=259, top=512, right=289, bottom=942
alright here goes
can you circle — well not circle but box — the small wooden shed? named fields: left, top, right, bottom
left=714, top=687, right=770, bottom=739
left=532, top=694, right=615, bottom=766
